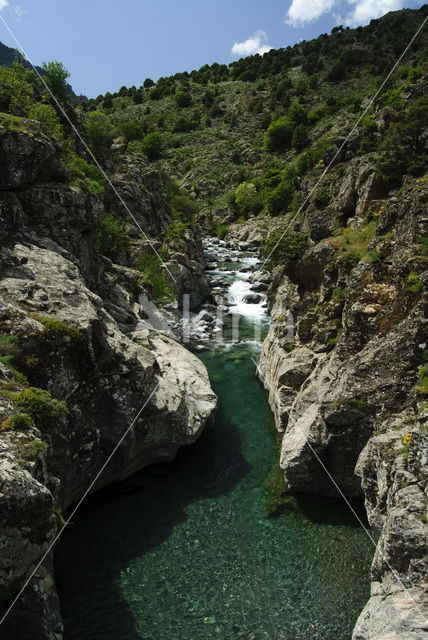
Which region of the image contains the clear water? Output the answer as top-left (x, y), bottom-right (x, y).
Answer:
top-left (55, 244), bottom-right (372, 640)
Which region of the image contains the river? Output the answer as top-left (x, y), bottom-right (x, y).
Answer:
top-left (55, 239), bottom-right (372, 640)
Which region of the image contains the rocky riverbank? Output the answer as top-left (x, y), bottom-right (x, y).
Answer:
top-left (224, 172), bottom-right (428, 638)
top-left (0, 122), bottom-right (217, 638)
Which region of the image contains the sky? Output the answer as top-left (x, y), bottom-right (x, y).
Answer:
top-left (0, 0), bottom-right (424, 97)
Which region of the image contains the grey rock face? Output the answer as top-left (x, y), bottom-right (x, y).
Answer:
top-left (257, 173), bottom-right (428, 637)
top-left (0, 128), bottom-right (217, 638)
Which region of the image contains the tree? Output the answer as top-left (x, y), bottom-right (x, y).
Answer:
top-left (235, 182), bottom-right (258, 214)
top-left (42, 61), bottom-right (70, 103)
top-left (265, 116), bottom-right (294, 152)
top-left (143, 78), bottom-right (155, 89)
top-left (141, 132), bottom-right (162, 160)
top-left (292, 123), bottom-right (308, 150)
top-left (28, 103), bottom-right (63, 141)
top-left (94, 213), bottom-right (126, 259)
top-left (85, 111), bottom-right (115, 155)
top-left (175, 90), bottom-right (192, 108)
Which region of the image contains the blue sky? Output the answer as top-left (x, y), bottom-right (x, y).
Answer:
top-left (0, 0), bottom-right (424, 97)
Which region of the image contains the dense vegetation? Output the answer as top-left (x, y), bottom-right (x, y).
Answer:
top-left (73, 5), bottom-right (428, 221)
top-left (0, 6), bottom-right (426, 238)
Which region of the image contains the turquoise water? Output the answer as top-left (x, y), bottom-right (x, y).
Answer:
top-left (55, 248), bottom-right (373, 640)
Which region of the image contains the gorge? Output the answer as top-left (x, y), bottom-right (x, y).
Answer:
top-left (0, 6), bottom-right (427, 640)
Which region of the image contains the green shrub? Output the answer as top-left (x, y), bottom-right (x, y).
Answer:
top-left (141, 132), bottom-right (162, 160)
top-left (340, 250), bottom-right (361, 271)
top-left (85, 111), bottom-right (115, 155)
top-left (325, 61), bottom-right (346, 82)
top-left (175, 91), bottom-right (192, 108)
top-left (265, 116), bottom-right (293, 152)
top-left (118, 119), bottom-right (145, 141)
top-left (417, 351), bottom-right (428, 395)
top-left (1, 413), bottom-right (34, 432)
top-left (170, 194), bottom-right (198, 221)
top-left (215, 223), bottom-right (229, 239)
top-left (17, 387), bottom-right (68, 434)
top-left (137, 254), bottom-right (174, 304)
top-left (0, 60), bottom-right (36, 115)
top-left (408, 66), bottom-right (423, 83)
top-left (265, 180), bottom-right (294, 216)
top-left (262, 230), bottom-right (309, 268)
top-left (84, 178), bottom-right (104, 200)
top-left (313, 186), bottom-right (330, 208)
top-left (64, 152), bottom-right (105, 183)
top-left (19, 439), bottom-right (49, 461)
top-left (32, 314), bottom-right (84, 342)
top-left (94, 212), bottom-right (127, 259)
top-left (379, 87), bottom-right (404, 109)
top-left (28, 103), bottom-right (63, 141)
top-left (333, 288), bottom-right (346, 302)
top-left (235, 182), bottom-right (259, 214)
top-left (291, 124), bottom-right (308, 150)
top-left (407, 272), bottom-right (423, 294)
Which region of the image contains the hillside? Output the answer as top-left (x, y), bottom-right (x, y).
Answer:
top-left (83, 6), bottom-right (427, 217)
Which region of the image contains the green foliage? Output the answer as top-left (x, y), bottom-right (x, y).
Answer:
top-left (313, 186), bottom-right (330, 208)
top-left (379, 87), bottom-right (404, 109)
top-left (215, 223), bottom-right (229, 239)
top-left (64, 152), bottom-right (105, 183)
top-left (32, 314), bottom-right (84, 342)
top-left (339, 250), bottom-right (361, 271)
top-left (19, 439), bottom-right (49, 461)
top-left (291, 123), bottom-right (308, 149)
top-left (407, 272), bottom-right (423, 294)
top-left (358, 115), bottom-right (378, 154)
top-left (331, 222), bottom-right (377, 270)
top-left (137, 254), bottom-right (174, 304)
top-left (141, 132), bottom-right (163, 160)
top-left (265, 180), bottom-right (294, 216)
top-left (376, 95), bottom-right (428, 186)
top-left (417, 351), bottom-right (428, 395)
top-left (262, 229), bottom-right (309, 268)
top-left (28, 103), bottom-right (64, 140)
top-left (118, 119), bottom-right (145, 141)
top-left (174, 90), bottom-right (192, 108)
top-left (16, 387), bottom-right (68, 434)
top-left (170, 194), bottom-right (198, 221)
top-left (84, 178), bottom-right (104, 199)
top-left (408, 66), bottom-right (423, 83)
top-left (235, 182), bottom-right (259, 214)
top-left (94, 213), bottom-right (127, 259)
top-left (0, 333), bottom-right (19, 369)
top-left (0, 60), bottom-right (36, 115)
top-left (265, 116), bottom-right (294, 152)
top-left (333, 288), bottom-right (346, 302)
top-left (41, 61), bottom-right (70, 104)
top-left (85, 111), bottom-right (115, 155)
top-left (325, 61), bottom-right (346, 82)
top-left (143, 78), bottom-right (155, 89)
top-left (1, 413), bottom-right (34, 432)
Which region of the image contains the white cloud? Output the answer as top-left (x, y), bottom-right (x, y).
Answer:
top-left (345, 0), bottom-right (403, 26)
top-left (286, 0), bottom-right (338, 26)
top-left (231, 30), bottom-right (273, 57)
top-left (285, 0), bottom-right (407, 27)
top-left (14, 4), bottom-right (25, 20)
top-left (0, 0), bottom-right (9, 12)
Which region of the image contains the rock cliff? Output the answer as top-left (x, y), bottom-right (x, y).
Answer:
top-left (247, 162), bottom-right (428, 638)
top-left (0, 119), bottom-right (217, 638)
